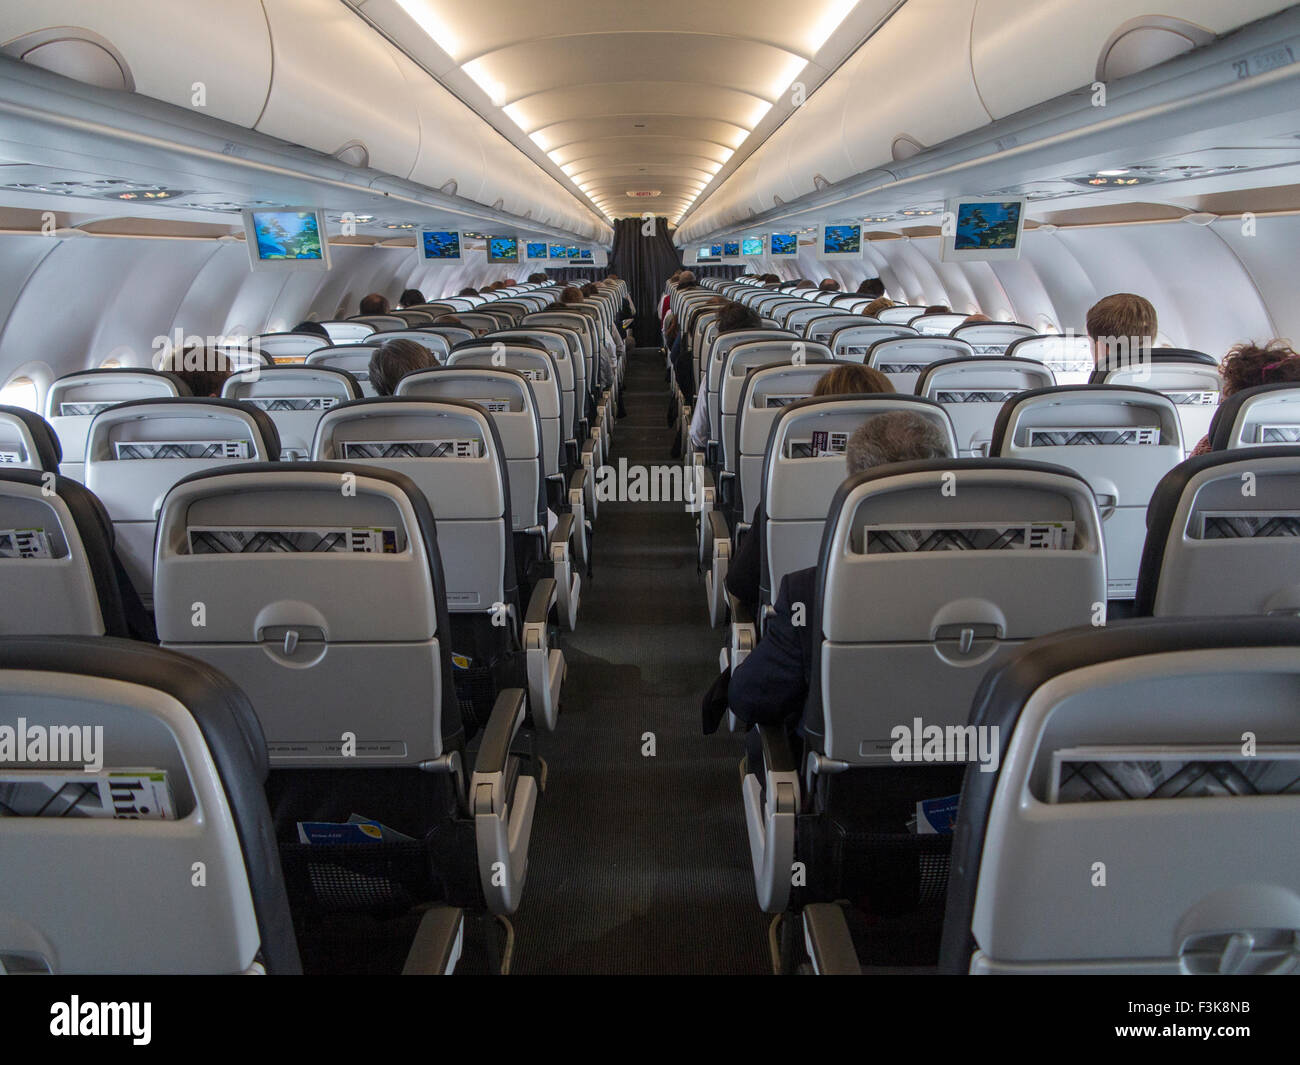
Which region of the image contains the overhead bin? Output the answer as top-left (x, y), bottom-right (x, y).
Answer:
top-left (0, 0), bottom-right (272, 127)
top-left (971, 0), bottom-right (1294, 121)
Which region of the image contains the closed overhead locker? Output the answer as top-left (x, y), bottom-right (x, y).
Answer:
top-left (0, 0), bottom-right (272, 126)
top-left (400, 48), bottom-right (488, 208)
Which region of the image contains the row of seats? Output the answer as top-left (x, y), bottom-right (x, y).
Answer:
top-left (0, 277), bottom-right (635, 973)
top-left (664, 274), bottom-right (1300, 975)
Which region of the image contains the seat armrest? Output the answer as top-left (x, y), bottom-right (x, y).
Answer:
top-left (524, 577), bottom-right (566, 730)
top-left (741, 722), bottom-right (801, 913)
top-left (471, 688), bottom-right (538, 914)
top-left (757, 721), bottom-right (797, 776)
top-left (401, 907), bottom-right (465, 975)
top-left (547, 516), bottom-right (580, 630)
top-left (801, 903), bottom-right (862, 976)
top-left (566, 468), bottom-right (591, 574)
top-left (704, 508), bottom-right (731, 627)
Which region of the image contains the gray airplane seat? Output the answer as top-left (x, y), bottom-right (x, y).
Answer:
top-left (305, 344), bottom-right (384, 395)
top-left (245, 332), bottom-right (336, 363)
top-left (938, 616), bottom-right (1300, 975)
top-left (702, 329), bottom-right (798, 461)
top-left (392, 309), bottom-right (436, 326)
top-left (222, 365), bottom-right (361, 461)
top-left (0, 404), bottom-right (61, 472)
top-left (397, 366), bottom-right (587, 594)
top-left (481, 329), bottom-right (582, 463)
top-left (784, 305), bottom-right (839, 337)
top-left (521, 311), bottom-right (599, 426)
top-left (918, 357), bottom-right (1056, 457)
top-left (991, 384), bottom-right (1183, 601)
top-left (1136, 445), bottom-right (1300, 618)
top-left (46, 368), bottom-right (190, 481)
top-left (0, 635), bottom-right (301, 973)
top-left (348, 314), bottom-right (407, 332)
top-left (806, 314), bottom-right (874, 347)
top-left (910, 312), bottom-right (969, 336)
top-left (318, 320), bottom-right (376, 343)
top-left (422, 323), bottom-right (476, 348)
top-left (743, 459), bottom-right (1104, 968)
top-left (867, 336), bottom-right (975, 394)
top-left (1209, 381), bottom-right (1300, 450)
top-left (828, 322), bottom-right (917, 363)
top-left (153, 462), bottom-right (538, 919)
top-left (875, 305), bottom-right (928, 325)
top-left (0, 468), bottom-right (144, 639)
top-left (1093, 355), bottom-right (1221, 455)
top-left (949, 322), bottom-right (1038, 354)
top-left (368, 329), bottom-right (452, 363)
top-left (84, 398), bottom-right (280, 606)
top-left (1005, 333), bottom-right (1094, 386)
top-left (455, 312), bottom-right (505, 336)
top-left (312, 396), bottom-right (569, 726)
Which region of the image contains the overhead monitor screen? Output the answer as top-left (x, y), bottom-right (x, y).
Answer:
top-left (571, 247), bottom-right (594, 263)
top-left (696, 246), bottom-right (720, 263)
top-left (525, 241), bottom-right (549, 260)
top-left (770, 233), bottom-right (798, 257)
top-left (941, 197), bottom-right (1028, 262)
top-left (421, 230), bottom-right (462, 261)
top-left (821, 223), bottom-right (862, 258)
top-left (549, 244), bottom-right (569, 260)
top-left (741, 237), bottom-right (763, 256)
top-left (487, 236), bottom-right (519, 264)
top-left (709, 243), bottom-right (724, 258)
top-left (722, 240), bottom-right (741, 258)
top-left (243, 209), bottom-right (329, 269)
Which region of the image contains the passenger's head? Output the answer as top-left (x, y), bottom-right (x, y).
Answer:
top-left (962, 313), bottom-right (993, 325)
top-left (857, 277), bottom-right (885, 298)
top-left (863, 297), bottom-right (894, 318)
top-left (678, 270), bottom-right (697, 289)
top-left (159, 344), bottom-right (233, 398)
top-left (717, 301), bottom-right (762, 334)
top-left (1219, 340), bottom-right (1300, 397)
top-left (559, 286), bottom-right (583, 304)
top-left (436, 314), bottom-right (465, 327)
top-left (924, 304), bottom-right (951, 315)
top-left (359, 293), bottom-right (390, 316)
top-left (812, 364), bottom-right (894, 398)
top-left (399, 288), bottom-right (425, 308)
top-left (845, 411), bottom-right (949, 475)
top-left (818, 278), bottom-right (840, 292)
top-left (368, 338), bottom-right (437, 396)
top-left (528, 272), bottom-right (548, 283)
top-left (458, 287), bottom-right (479, 297)
top-left (1086, 293), bottom-right (1157, 368)
top-left (581, 283), bottom-right (598, 297)
top-left (605, 273), bottom-right (620, 282)
top-left (763, 273), bottom-right (781, 284)
top-left (292, 320), bottom-right (330, 341)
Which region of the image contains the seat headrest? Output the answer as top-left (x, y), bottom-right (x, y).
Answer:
top-left (0, 404), bottom-right (61, 470)
top-left (1209, 381), bottom-right (1300, 451)
top-left (87, 396), bottom-right (282, 461)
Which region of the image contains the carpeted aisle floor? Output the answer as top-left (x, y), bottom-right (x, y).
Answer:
top-left (509, 348), bottom-right (770, 974)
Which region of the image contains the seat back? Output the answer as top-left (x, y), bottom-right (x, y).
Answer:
top-left (312, 398), bottom-right (513, 618)
top-left (941, 617), bottom-right (1300, 975)
top-left (485, 329), bottom-right (579, 445)
top-left (1005, 334), bottom-right (1094, 386)
top-left (396, 368), bottom-right (545, 531)
top-left (721, 339), bottom-right (833, 476)
top-left (876, 305), bottom-right (928, 324)
top-left (785, 306), bottom-right (841, 337)
top-left (0, 470), bottom-right (129, 637)
top-left (950, 322), bottom-right (1038, 354)
top-left (992, 385), bottom-right (1183, 599)
top-left (812, 459), bottom-right (1105, 762)
top-left (349, 314), bottom-right (407, 332)
top-left (446, 343), bottom-right (562, 476)
top-left (735, 364), bottom-right (836, 517)
top-left (46, 370), bottom-right (187, 481)
top-left (910, 312), bottom-right (969, 336)
top-left (0, 406), bottom-right (61, 472)
top-left (760, 396), bottom-right (958, 603)
top-left (222, 366), bottom-right (361, 460)
top-left (1210, 382), bottom-right (1300, 450)
top-left (84, 399), bottom-right (280, 601)
top-left (0, 635), bottom-right (300, 974)
top-left (452, 313), bottom-right (503, 336)
top-left (868, 336), bottom-right (975, 393)
top-left (318, 321), bottom-right (376, 343)
top-left (248, 333), bottom-right (335, 362)
top-left (1137, 446), bottom-right (1300, 617)
top-left (392, 309), bottom-right (436, 326)
top-left (829, 323), bottom-right (917, 362)
top-left (704, 329), bottom-right (798, 446)
top-left (919, 357), bottom-right (1056, 456)
top-left (1096, 361), bottom-right (1221, 454)
top-left (367, 330), bottom-right (452, 362)
top-left (305, 344), bottom-right (382, 395)
top-left (523, 312), bottom-right (595, 390)
top-left (154, 463), bottom-right (458, 768)
top-left (423, 323), bottom-right (477, 347)
top-left (805, 314), bottom-right (874, 346)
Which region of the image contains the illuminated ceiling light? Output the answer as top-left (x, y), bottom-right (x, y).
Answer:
top-left (766, 53), bottom-right (809, 103)
top-left (502, 102), bottom-right (533, 131)
top-left (806, 0), bottom-right (860, 54)
top-left (529, 130), bottom-right (554, 152)
top-left (744, 99), bottom-right (774, 129)
top-left (395, 0), bottom-right (461, 60)
top-left (716, 147), bottom-right (735, 163)
top-left (463, 58), bottom-right (509, 107)
top-left (1097, 168), bottom-right (1130, 176)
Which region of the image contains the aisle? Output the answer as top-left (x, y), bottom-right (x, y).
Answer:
top-left (509, 349), bottom-right (770, 974)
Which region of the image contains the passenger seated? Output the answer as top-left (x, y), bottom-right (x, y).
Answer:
top-left (924, 304), bottom-right (951, 314)
top-left (458, 287), bottom-right (479, 297)
top-left (818, 279), bottom-right (840, 292)
top-left (156, 343), bottom-right (233, 397)
top-left (857, 277), bottom-right (885, 298)
top-left (292, 320), bottom-right (330, 341)
top-left (367, 338), bottom-right (438, 396)
top-left (687, 301), bottom-right (761, 447)
top-left (1086, 292), bottom-right (1157, 373)
top-left (399, 287), bottom-right (425, 308)
top-left (962, 313), bottom-right (993, 325)
top-left (560, 286), bottom-right (618, 390)
top-left (727, 411), bottom-right (949, 744)
top-left (862, 296), bottom-right (894, 318)
top-left (359, 292), bottom-right (390, 316)
top-left (724, 363), bottom-right (895, 617)
top-left (1190, 340), bottom-right (1300, 455)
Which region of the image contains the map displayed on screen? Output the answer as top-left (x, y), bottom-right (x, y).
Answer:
top-left (422, 231), bottom-right (461, 259)
top-left (954, 201), bottom-right (1022, 251)
top-left (253, 211), bottom-right (323, 261)
top-left (822, 224), bottom-right (860, 255)
top-left (770, 233), bottom-right (797, 255)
